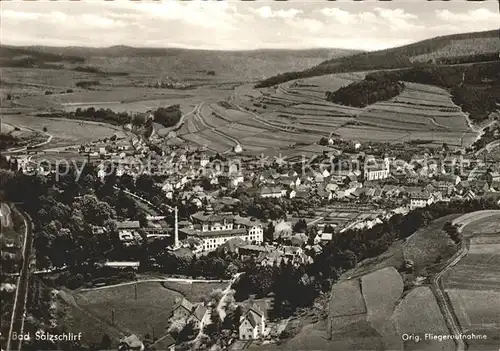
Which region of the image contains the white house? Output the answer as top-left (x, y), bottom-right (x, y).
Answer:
top-left (239, 303), bottom-right (266, 340)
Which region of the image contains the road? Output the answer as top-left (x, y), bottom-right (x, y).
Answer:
top-left (6, 208), bottom-right (34, 351)
top-left (6, 132), bottom-right (53, 154)
top-left (216, 272), bottom-right (244, 321)
top-left (78, 277), bottom-right (232, 292)
top-left (431, 240), bottom-right (469, 351)
top-left (168, 103), bottom-right (200, 134)
top-left (114, 186), bottom-right (174, 212)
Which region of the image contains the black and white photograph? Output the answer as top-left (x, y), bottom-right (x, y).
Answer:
top-left (0, 1), bottom-right (499, 350)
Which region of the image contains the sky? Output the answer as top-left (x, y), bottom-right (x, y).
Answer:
top-left (1, 0), bottom-right (499, 51)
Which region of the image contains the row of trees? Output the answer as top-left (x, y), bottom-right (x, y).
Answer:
top-left (40, 104), bottom-right (183, 128)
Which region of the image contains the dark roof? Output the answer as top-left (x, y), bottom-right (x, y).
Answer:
top-left (180, 227), bottom-right (247, 237)
top-left (155, 334), bottom-right (176, 348)
top-left (191, 211), bottom-right (233, 223)
top-left (260, 186), bottom-right (283, 195)
top-left (246, 310), bottom-right (258, 328)
top-left (192, 304), bottom-right (207, 321)
top-left (116, 220), bottom-right (141, 229)
top-left (218, 237), bottom-right (247, 253)
top-left (234, 216), bottom-right (262, 227)
top-left (173, 298), bottom-right (194, 313)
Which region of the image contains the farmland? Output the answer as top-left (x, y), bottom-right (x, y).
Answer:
top-left (1, 114), bottom-right (128, 146)
top-left (326, 268), bottom-right (405, 350)
top-left (391, 287), bottom-right (454, 351)
top-left (361, 267), bottom-right (403, 350)
top-left (161, 281), bottom-right (227, 302)
top-left (239, 72), bottom-right (479, 148)
top-left (68, 282), bottom-right (183, 340)
top-left (442, 211), bottom-right (500, 350)
top-left (2, 57), bottom-right (481, 155)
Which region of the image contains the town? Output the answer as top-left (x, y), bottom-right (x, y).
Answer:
top-left (2, 115), bottom-right (499, 350)
top-left (1, 2), bottom-right (499, 350)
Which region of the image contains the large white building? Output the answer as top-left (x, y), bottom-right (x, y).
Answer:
top-left (364, 157), bottom-right (390, 181)
top-left (180, 211), bottom-right (263, 252)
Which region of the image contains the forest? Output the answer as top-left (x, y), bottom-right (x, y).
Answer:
top-left (326, 79), bottom-right (404, 107)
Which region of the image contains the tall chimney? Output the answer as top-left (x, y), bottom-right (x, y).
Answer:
top-left (174, 206), bottom-right (179, 248)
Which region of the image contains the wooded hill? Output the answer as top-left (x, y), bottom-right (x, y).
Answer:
top-left (256, 30), bottom-right (499, 88)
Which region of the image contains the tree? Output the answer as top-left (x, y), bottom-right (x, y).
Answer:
top-left (319, 137), bottom-right (329, 146)
top-left (222, 306), bottom-right (242, 332)
top-left (99, 334), bottom-right (112, 350)
top-left (293, 219), bottom-right (307, 233)
top-left (264, 222), bottom-right (275, 242)
top-left (204, 309), bottom-right (222, 342)
top-left (175, 320), bottom-right (198, 342)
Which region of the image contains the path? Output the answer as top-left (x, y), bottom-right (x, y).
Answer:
top-left (6, 130), bottom-right (53, 154)
top-left (216, 272), bottom-right (244, 321)
top-left (431, 240), bottom-right (468, 351)
top-left (427, 212), bottom-right (498, 351)
top-left (6, 208), bottom-right (34, 351)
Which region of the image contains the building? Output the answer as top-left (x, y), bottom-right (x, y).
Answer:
top-left (180, 211), bottom-right (263, 252)
top-left (409, 191), bottom-right (433, 210)
top-left (172, 298), bottom-right (194, 320)
top-left (189, 304), bottom-right (208, 330)
top-left (171, 298), bottom-right (208, 331)
top-left (260, 186), bottom-right (285, 198)
top-left (239, 302), bottom-right (267, 340)
top-left (364, 158), bottom-right (390, 181)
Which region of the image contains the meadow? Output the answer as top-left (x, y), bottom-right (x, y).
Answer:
top-left (391, 287), bottom-right (454, 351)
top-left (443, 211), bottom-right (500, 350)
top-left (73, 282), bottom-right (183, 339)
top-left (360, 267), bottom-right (403, 351)
top-left (161, 281), bottom-right (226, 303)
top-left (447, 289), bottom-right (500, 350)
top-left (1, 114), bottom-right (127, 144)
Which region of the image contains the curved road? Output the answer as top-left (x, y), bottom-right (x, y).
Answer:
top-left (431, 240), bottom-right (469, 351)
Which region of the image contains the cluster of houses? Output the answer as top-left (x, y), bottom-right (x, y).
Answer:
top-left (170, 295), bottom-right (270, 343)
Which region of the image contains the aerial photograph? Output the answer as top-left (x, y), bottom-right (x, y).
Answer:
top-left (0, 0), bottom-right (499, 350)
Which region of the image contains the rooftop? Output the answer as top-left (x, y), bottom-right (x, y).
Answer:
top-left (180, 227), bottom-right (247, 238)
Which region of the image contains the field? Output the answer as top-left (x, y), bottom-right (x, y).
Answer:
top-left (360, 267), bottom-right (404, 350)
top-left (1, 114), bottom-right (128, 146)
top-left (325, 267), bottom-right (407, 350)
top-left (161, 281), bottom-right (227, 302)
top-left (329, 279), bottom-right (366, 317)
top-left (72, 282), bottom-right (183, 339)
top-left (447, 289), bottom-right (500, 349)
top-left (247, 74), bottom-right (478, 148)
top-left (391, 287), bottom-right (454, 351)
top-left (442, 211), bottom-right (500, 350)
top-left (57, 291), bottom-right (125, 346)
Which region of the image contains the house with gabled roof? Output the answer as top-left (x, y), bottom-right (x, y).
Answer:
top-left (239, 301), bottom-right (267, 340)
top-left (172, 298), bottom-right (194, 320)
top-left (189, 304), bottom-right (208, 330)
